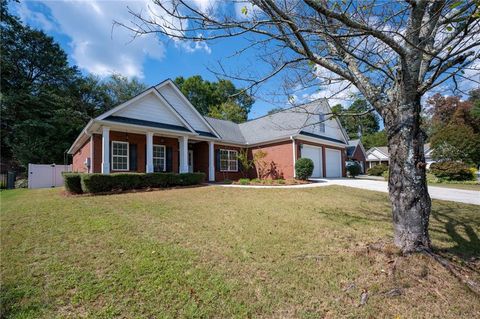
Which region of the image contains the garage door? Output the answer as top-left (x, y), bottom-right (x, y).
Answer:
top-left (325, 148), bottom-right (342, 177)
top-left (301, 146), bottom-right (323, 177)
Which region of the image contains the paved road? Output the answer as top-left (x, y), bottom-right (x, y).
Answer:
top-left (316, 178), bottom-right (480, 205)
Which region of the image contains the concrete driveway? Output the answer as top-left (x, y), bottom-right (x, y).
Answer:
top-left (314, 178), bottom-right (480, 205)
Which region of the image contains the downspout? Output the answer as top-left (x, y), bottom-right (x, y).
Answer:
top-left (290, 136), bottom-right (296, 178)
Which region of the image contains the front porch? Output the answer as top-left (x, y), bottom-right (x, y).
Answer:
top-left (93, 127), bottom-right (217, 182)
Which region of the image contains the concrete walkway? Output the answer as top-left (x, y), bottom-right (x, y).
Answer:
top-left (218, 178), bottom-right (479, 205)
top-left (314, 178), bottom-right (480, 205)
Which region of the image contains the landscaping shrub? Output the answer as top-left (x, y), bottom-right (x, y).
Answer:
top-left (346, 161), bottom-right (361, 178)
top-left (63, 173), bottom-right (83, 194)
top-left (175, 172), bottom-right (206, 186)
top-left (144, 173), bottom-right (174, 188)
top-left (367, 164), bottom-right (388, 176)
top-left (80, 172), bottom-right (206, 194)
top-left (382, 170), bottom-right (389, 180)
top-left (238, 178), bottom-right (250, 185)
top-left (295, 158), bottom-right (314, 180)
top-left (429, 161), bottom-right (475, 181)
top-left (81, 174), bottom-right (115, 193)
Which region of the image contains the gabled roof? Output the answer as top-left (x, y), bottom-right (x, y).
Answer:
top-left (95, 86), bottom-right (197, 134)
top-left (366, 144), bottom-right (432, 161)
top-left (69, 80), bottom-right (350, 154)
top-left (204, 116), bottom-right (246, 144)
top-left (238, 99), bottom-right (348, 145)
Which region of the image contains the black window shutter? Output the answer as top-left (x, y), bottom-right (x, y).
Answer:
top-left (215, 149), bottom-right (220, 172)
top-left (129, 144), bottom-right (137, 171)
top-left (166, 147), bottom-right (173, 172)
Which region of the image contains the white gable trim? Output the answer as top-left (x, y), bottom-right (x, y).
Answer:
top-left (322, 99), bottom-right (349, 144)
top-left (157, 79), bottom-right (221, 138)
top-left (95, 88), bottom-right (196, 134)
top-left (371, 147), bottom-right (389, 158)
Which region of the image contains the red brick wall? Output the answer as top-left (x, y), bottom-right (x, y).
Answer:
top-left (251, 140), bottom-right (294, 179)
top-left (92, 134), bottom-right (102, 173)
top-left (153, 136), bottom-right (179, 173)
top-left (109, 131), bottom-right (146, 173)
top-left (90, 132), bottom-right (179, 173)
top-left (214, 144), bottom-right (244, 181)
top-left (72, 138), bottom-right (91, 173)
top-left (193, 142), bottom-right (209, 176)
top-left (352, 146), bottom-right (367, 173)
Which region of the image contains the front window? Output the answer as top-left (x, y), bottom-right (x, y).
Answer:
top-left (220, 149), bottom-right (238, 172)
top-left (112, 141), bottom-right (129, 170)
top-left (153, 145), bottom-right (166, 172)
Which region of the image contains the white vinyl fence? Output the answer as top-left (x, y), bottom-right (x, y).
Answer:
top-left (28, 164), bottom-right (72, 189)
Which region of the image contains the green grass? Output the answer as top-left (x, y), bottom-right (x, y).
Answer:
top-left (1, 186), bottom-right (479, 318)
top-left (429, 182), bottom-right (480, 191)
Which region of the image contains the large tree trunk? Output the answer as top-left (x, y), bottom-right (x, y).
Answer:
top-left (384, 96), bottom-right (431, 253)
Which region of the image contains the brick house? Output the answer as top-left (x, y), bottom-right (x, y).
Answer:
top-left (68, 79), bottom-right (349, 181)
top-left (346, 139), bottom-right (367, 173)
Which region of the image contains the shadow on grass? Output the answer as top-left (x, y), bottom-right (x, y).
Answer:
top-left (64, 184), bottom-right (209, 197)
top-left (430, 206), bottom-right (480, 260)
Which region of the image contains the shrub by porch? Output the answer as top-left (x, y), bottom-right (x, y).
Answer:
top-left (64, 172), bottom-right (205, 194)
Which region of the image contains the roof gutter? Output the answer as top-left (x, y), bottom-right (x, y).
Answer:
top-left (67, 119), bottom-right (94, 154)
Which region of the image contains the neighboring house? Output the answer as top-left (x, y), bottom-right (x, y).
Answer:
top-left (68, 79), bottom-right (349, 182)
top-left (366, 146), bottom-right (390, 168)
top-left (366, 143), bottom-right (435, 169)
top-left (346, 139), bottom-right (367, 173)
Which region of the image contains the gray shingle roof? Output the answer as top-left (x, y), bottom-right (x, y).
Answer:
top-left (204, 100), bottom-right (346, 146)
top-left (204, 116), bottom-right (246, 144)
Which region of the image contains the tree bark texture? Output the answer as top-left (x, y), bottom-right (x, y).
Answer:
top-left (384, 96), bottom-right (431, 253)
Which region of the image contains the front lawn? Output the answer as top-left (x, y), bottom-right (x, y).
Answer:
top-left (1, 186), bottom-right (479, 318)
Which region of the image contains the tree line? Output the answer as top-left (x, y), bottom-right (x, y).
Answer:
top-left (324, 91), bottom-right (479, 166)
top-left (0, 1), bottom-right (253, 169)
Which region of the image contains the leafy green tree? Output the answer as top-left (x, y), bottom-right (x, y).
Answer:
top-left (208, 101), bottom-right (248, 123)
top-left (430, 124), bottom-right (480, 165)
top-left (174, 75), bottom-right (253, 122)
top-left (427, 90), bottom-right (480, 165)
top-left (361, 130), bottom-right (388, 150)
top-left (102, 74), bottom-right (147, 110)
top-left (267, 107), bottom-right (284, 115)
top-left (1, 1), bottom-right (82, 166)
top-left (331, 99), bottom-right (380, 139)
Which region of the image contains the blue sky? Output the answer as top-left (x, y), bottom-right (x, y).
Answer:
top-left (11, 0), bottom-right (297, 119)
top-left (11, 1), bottom-right (478, 121)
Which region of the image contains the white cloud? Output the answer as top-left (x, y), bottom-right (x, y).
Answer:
top-left (14, 0), bottom-right (211, 79)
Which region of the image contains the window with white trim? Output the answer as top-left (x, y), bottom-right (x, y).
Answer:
top-left (220, 149), bottom-right (238, 172)
top-left (318, 112), bottom-right (326, 133)
top-left (112, 141), bottom-right (129, 170)
top-left (153, 145), bottom-right (166, 172)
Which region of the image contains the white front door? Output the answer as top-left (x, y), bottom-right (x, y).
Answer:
top-left (325, 148), bottom-right (342, 177)
top-left (301, 145), bottom-right (323, 177)
top-left (188, 150), bottom-right (194, 173)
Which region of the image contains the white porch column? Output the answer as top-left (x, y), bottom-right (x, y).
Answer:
top-left (208, 141), bottom-right (215, 182)
top-left (179, 136), bottom-right (189, 173)
top-left (146, 132), bottom-right (154, 173)
top-left (101, 126), bottom-right (110, 174)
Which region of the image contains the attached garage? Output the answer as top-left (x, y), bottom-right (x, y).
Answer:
top-left (301, 145), bottom-right (323, 177)
top-left (325, 148), bottom-right (342, 177)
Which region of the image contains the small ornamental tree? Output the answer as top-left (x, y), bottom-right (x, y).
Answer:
top-left (295, 158), bottom-right (314, 180)
top-left (253, 149), bottom-right (268, 179)
top-left (237, 149), bottom-right (253, 177)
top-left (346, 162), bottom-right (361, 178)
